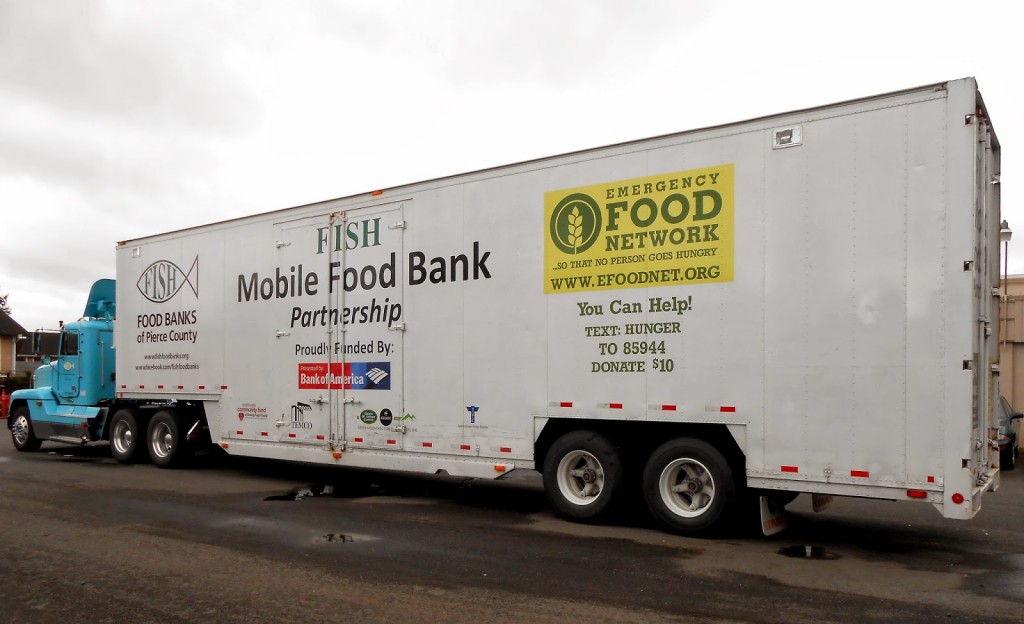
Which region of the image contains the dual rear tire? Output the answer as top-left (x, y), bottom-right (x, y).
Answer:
top-left (108, 408), bottom-right (186, 467)
top-left (543, 432), bottom-right (737, 533)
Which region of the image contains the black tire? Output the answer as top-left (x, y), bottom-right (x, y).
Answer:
top-left (542, 430), bottom-right (624, 523)
top-left (643, 437), bottom-right (737, 533)
top-left (147, 409), bottom-right (186, 468)
top-left (108, 408), bottom-right (148, 463)
top-left (10, 406), bottom-right (42, 452)
top-left (1002, 445), bottom-right (1017, 471)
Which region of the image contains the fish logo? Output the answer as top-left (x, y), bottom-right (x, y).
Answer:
top-left (137, 257), bottom-right (199, 303)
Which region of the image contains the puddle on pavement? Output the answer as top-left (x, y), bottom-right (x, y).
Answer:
top-left (264, 484), bottom-right (334, 501)
top-left (779, 545), bottom-right (842, 560)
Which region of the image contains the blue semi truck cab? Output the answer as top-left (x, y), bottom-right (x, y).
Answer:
top-left (7, 280), bottom-right (116, 449)
top-left (5, 279), bottom-right (207, 465)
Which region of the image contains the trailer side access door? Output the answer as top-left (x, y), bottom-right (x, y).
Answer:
top-left (272, 216), bottom-right (335, 446)
top-left (333, 203), bottom-right (406, 451)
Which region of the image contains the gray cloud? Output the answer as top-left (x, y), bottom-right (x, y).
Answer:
top-left (0, 0), bottom-right (259, 134)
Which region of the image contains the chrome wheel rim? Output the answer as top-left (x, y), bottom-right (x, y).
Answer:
top-left (659, 457), bottom-right (716, 518)
top-left (556, 450), bottom-right (605, 506)
top-left (150, 422), bottom-right (173, 459)
top-left (12, 415), bottom-right (30, 446)
top-left (111, 420), bottom-right (133, 454)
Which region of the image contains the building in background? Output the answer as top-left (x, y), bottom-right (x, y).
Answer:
top-left (0, 311), bottom-right (28, 381)
top-left (1000, 275), bottom-right (1024, 452)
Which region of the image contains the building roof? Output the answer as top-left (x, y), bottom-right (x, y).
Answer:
top-left (0, 310), bottom-right (28, 337)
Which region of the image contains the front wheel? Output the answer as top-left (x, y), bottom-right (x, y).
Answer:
top-left (147, 410), bottom-right (185, 468)
top-left (542, 430), bottom-right (624, 523)
top-left (643, 437), bottom-right (737, 533)
top-left (10, 406), bottom-right (42, 452)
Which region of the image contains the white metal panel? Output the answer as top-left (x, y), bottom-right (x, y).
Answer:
top-left (112, 78), bottom-right (998, 518)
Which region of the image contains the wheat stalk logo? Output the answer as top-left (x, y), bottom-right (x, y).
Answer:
top-left (568, 206), bottom-right (582, 253)
top-left (549, 193), bottom-right (601, 255)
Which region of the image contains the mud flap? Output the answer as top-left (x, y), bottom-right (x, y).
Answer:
top-left (812, 493), bottom-right (834, 512)
top-left (759, 496), bottom-right (789, 536)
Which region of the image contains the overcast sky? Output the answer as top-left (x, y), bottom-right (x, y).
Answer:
top-left (1, 0), bottom-right (1021, 331)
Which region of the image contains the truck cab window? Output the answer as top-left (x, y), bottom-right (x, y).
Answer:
top-left (60, 332), bottom-right (79, 356)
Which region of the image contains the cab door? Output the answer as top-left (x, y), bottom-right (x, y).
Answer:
top-left (56, 330), bottom-right (81, 400)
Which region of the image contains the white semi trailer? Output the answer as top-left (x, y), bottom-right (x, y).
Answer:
top-left (9, 77), bottom-right (1003, 534)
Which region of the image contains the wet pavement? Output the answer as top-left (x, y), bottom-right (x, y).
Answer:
top-left (1, 433), bottom-right (1023, 623)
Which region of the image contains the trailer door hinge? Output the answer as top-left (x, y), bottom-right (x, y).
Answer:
top-left (389, 221), bottom-right (406, 230)
top-left (275, 330), bottom-right (291, 338)
top-left (389, 323), bottom-right (406, 331)
top-left (343, 397), bottom-right (359, 405)
top-left (275, 241), bottom-right (291, 248)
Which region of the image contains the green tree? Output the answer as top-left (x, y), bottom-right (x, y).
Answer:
top-left (0, 287), bottom-right (10, 315)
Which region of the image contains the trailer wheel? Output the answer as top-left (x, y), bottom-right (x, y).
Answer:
top-left (147, 410), bottom-right (185, 468)
top-left (643, 438), bottom-right (736, 533)
top-left (109, 408), bottom-right (147, 463)
top-left (542, 430), bottom-right (623, 522)
top-left (10, 406), bottom-right (42, 452)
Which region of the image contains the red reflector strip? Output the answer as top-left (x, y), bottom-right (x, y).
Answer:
top-left (387, 439), bottom-right (397, 445)
top-left (157, 385), bottom-right (164, 389)
top-left (121, 385), bottom-right (127, 389)
top-left (781, 465), bottom-right (799, 473)
top-left (236, 430), bottom-right (243, 435)
top-left (178, 385), bottom-right (184, 390)
top-left (139, 385), bottom-right (145, 389)
top-left (560, 402), bottom-right (573, 408)
top-left (500, 447), bottom-right (512, 453)
top-left (907, 489), bottom-right (928, 499)
top-left (422, 442), bottom-right (433, 448)
top-left (316, 435), bottom-right (325, 440)
top-left (198, 385), bottom-right (206, 390)
top-left (354, 437), bottom-right (363, 443)
top-left (851, 470), bottom-right (870, 478)
top-left (661, 405), bottom-right (677, 411)
top-left (220, 385), bottom-right (228, 390)
top-left (371, 190), bottom-right (383, 196)
top-left (288, 433), bottom-right (296, 438)
top-left (460, 444), bottom-right (471, 450)
top-left (260, 432), bottom-right (268, 437)
top-left (609, 403), bottom-right (622, 409)
top-left (927, 475), bottom-right (935, 483)
top-left (720, 406), bottom-right (736, 413)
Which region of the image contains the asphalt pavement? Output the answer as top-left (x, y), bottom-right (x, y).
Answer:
top-left (1, 430), bottom-right (1023, 623)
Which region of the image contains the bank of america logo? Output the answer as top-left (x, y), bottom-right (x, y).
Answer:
top-left (366, 368), bottom-right (389, 385)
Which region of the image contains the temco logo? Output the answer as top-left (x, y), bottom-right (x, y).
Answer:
top-left (137, 257), bottom-right (199, 303)
top-left (549, 193), bottom-right (603, 255)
